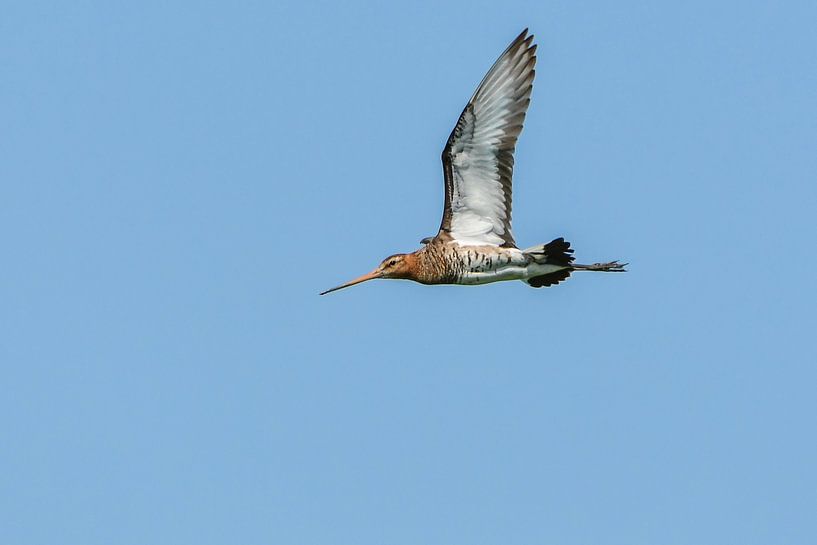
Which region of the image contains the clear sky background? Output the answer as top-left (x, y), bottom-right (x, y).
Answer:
top-left (2, 1), bottom-right (816, 544)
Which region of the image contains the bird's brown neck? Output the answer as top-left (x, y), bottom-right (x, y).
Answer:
top-left (406, 242), bottom-right (456, 284)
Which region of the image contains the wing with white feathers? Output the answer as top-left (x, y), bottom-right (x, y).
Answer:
top-left (436, 29), bottom-right (536, 247)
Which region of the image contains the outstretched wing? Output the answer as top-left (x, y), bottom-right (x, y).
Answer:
top-left (436, 29), bottom-right (536, 247)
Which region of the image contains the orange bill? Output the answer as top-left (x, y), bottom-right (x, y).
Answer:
top-left (320, 269), bottom-right (381, 295)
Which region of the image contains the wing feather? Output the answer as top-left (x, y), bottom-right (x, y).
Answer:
top-left (437, 29), bottom-right (537, 247)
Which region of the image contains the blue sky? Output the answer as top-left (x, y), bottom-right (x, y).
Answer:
top-left (2, 1), bottom-right (816, 544)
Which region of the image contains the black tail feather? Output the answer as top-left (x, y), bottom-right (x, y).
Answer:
top-left (524, 237), bottom-right (574, 288)
top-left (523, 237), bottom-right (575, 266)
top-left (543, 237), bottom-right (575, 266)
top-left (527, 268), bottom-right (572, 288)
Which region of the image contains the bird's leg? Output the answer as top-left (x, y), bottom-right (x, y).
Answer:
top-left (573, 261), bottom-right (628, 272)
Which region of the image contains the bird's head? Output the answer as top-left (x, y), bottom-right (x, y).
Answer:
top-left (376, 253), bottom-right (413, 279)
top-left (320, 253), bottom-right (413, 295)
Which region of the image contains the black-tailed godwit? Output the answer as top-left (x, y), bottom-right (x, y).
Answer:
top-left (321, 29), bottom-right (626, 295)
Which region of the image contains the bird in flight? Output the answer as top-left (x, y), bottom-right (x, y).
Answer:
top-left (321, 29), bottom-right (625, 295)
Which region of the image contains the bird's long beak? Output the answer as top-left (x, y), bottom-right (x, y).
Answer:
top-left (320, 269), bottom-right (381, 295)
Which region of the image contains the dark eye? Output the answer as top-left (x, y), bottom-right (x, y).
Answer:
top-left (388, 260), bottom-right (397, 267)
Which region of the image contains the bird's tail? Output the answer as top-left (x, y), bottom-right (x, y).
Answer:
top-left (522, 237), bottom-right (574, 266)
top-left (522, 237), bottom-right (575, 287)
top-left (522, 237), bottom-right (627, 287)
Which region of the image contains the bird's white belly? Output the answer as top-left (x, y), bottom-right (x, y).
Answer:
top-left (459, 262), bottom-right (568, 285)
top-left (459, 265), bottom-right (529, 285)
